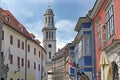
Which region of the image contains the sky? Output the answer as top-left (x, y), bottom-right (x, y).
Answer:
top-left (0, 0), bottom-right (96, 50)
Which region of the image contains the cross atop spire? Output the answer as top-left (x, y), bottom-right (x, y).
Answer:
top-left (48, 2), bottom-right (51, 9)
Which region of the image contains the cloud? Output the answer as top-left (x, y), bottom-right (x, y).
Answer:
top-left (0, 0), bottom-right (96, 50)
top-left (56, 37), bottom-right (73, 50)
top-left (26, 0), bottom-right (55, 4)
top-left (25, 20), bottom-right (44, 41)
top-left (55, 20), bottom-right (76, 49)
top-left (56, 20), bottom-right (75, 32)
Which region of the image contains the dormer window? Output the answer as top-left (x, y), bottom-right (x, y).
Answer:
top-left (21, 28), bottom-right (24, 32)
top-left (5, 16), bottom-right (10, 23)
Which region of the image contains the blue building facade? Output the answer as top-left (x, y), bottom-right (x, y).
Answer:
top-left (69, 17), bottom-right (95, 80)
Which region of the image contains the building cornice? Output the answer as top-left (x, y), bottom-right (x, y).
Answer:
top-left (90, 0), bottom-right (104, 19)
top-left (74, 17), bottom-right (90, 32)
top-left (104, 39), bottom-right (120, 53)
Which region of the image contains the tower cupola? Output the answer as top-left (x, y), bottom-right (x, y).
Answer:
top-left (43, 5), bottom-right (55, 28)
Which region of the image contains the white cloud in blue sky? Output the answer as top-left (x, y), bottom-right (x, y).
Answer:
top-left (0, 0), bottom-right (96, 49)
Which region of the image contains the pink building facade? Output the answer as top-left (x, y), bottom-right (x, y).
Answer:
top-left (90, 0), bottom-right (120, 80)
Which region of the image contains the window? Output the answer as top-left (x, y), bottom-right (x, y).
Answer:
top-left (85, 37), bottom-right (91, 54)
top-left (45, 17), bottom-right (47, 24)
top-left (39, 51), bottom-right (40, 57)
top-left (5, 16), bottom-right (10, 23)
top-left (106, 5), bottom-right (114, 39)
top-left (34, 48), bottom-right (36, 55)
top-left (10, 35), bottom-right (13, 45)
top-left (48, 17), bottom-right (50, 24)
top-left (79, 40), bottom-right (82, 57)
top-left (28, 44), bottom-right (30, 52)
top-left (21, 41), bottom-right (24, 50)
top-left (1, 52), bottom-right (4, 59)
top-left (46, 32), bottom-right (48, 39)
top-left (10, 54), bottom-right (13, 64)
top-left (49, 32), bottom-right (53, 39)
top-left (48, 44), bottom-right (52, 48)
top-left (17, 39), bottom-right (20, 48)
top-left (21, 58), bottom-right (24, 67)
top-left (28, 60), bottom-right (30, 68)
top-left (49, 52), bottom-right (51, 59)
top-left (34, 62), bottom-right (36, 70)
top-left (38, 64), bottom-right (40, 71)
top-left (52, 32), bottom-right (53, 39)
top-left (52, 17), bottom-right (54, 24)
top-left (97, 22), bottom-right (102, 48)
top-left (49, 32), bottom-right (51, 39)
top-left (17, 57), bottom-right (20, 65)
top-left (2, 31), bottom-right (4, 40)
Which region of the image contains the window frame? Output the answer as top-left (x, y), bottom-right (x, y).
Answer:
top-left (21, 58), bottom-right (24, 67)
top-left (21, 41), bottom-right (24, 50)
top-left (39, 51), bottom-right (41, 58)
top-left (84, 36), bottom-right (91, 55)
top-left (49, 52), bottom-right (51, 59)
top-left (17, 39), bottom-right (20, 48)
top-left (34, 62), bottom-right (36, 70)
top-left (10, 54), bottom-right (13, 64)
top-left (97, 21), bottom-right (102, 48)
top-left (28, 60), bottom-right (30, 68)
top-left (38, 64), bottom-right (40, 71)
top-left (28, 44), bottom-right (30, 52)
top-left (17, 57), bottom-right (20, 66)
top-left (105, 4), bottom-right (114, 40)
top-left (34, 48), bottom-right (36, 55)
top-left (10, 35), bottom-right (13, 45)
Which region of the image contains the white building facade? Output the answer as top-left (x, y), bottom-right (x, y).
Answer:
top-left (0, 8), bottom-right (46, 80)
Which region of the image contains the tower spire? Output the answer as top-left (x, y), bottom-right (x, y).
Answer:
top-left (48, 3), bottom-right (50, 8)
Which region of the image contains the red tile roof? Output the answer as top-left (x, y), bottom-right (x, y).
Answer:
top-left (0, 7), bottom-right (41, 45)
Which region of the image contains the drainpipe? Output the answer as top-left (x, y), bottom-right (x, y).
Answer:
top-left (25, 38), bottom-right (28, 80)
top-left (91, 20), bottom-right (96, 80)
top-left (0, 20), bottom-right (2, 54)
top-left (0, 19), bottom-right (3, 79)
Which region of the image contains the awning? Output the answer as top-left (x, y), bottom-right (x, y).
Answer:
top-left (99, 51), bottom-right (112, 80)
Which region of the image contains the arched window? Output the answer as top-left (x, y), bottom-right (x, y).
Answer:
top-left (112, 61), bottom-right (118, 80)
top-left (52, 17), bottom-right (54, 24)
top-left (46, 32), bottom-right (48, 39)
top-left (45, 17), bottom-right (47, 24)
top-left (48, 17), bottom-right (50, 24)
top-left (49, 52), bottom-right (51, 59)
top-left (52, 32), bottom-right (53, 39)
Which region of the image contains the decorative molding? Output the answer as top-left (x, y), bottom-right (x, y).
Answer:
top-left (104, 0), bottom-right (113, 11)
top-left (90, 0), bottom-right (104, 18)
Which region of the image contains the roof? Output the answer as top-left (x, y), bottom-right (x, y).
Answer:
top-left (0, 7), bottom-right (42, 46)
top-left (44, 5), bottom-right (54, 16)
top-left (74, 17), bottom-right (90, 32)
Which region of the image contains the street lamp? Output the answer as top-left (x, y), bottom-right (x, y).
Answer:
top-left (75, 63), bottom-right (79, 80)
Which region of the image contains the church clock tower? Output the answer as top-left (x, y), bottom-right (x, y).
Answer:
top-left (42, 5), bottom-right (57, 64)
